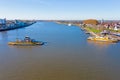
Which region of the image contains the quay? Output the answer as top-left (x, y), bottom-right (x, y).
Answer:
top-left (0, 18), bottom-right (36, 31)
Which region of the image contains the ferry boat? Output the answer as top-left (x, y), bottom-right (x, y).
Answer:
top-left (8, 36), bottom-right (44, 46)
top-left (68, 23), bottom-right (72, 26)
top-left (87, 36), bottom-right (118, 43)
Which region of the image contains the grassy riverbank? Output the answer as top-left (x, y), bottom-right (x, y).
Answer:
top-left (84, 27), bottom-right (101, 33)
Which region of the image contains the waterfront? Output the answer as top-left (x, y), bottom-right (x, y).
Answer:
top-left (0, 19), bottom-right (35, 31)
top-left (0, 22), bottom-right (120, 80)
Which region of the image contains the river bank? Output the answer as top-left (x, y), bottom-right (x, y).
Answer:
top-left (56, 20), bottom-right (120, 42)
top-left (0, 19), bottom-right (36, 31)
top-left (81, 24), bottom-right (120, 41)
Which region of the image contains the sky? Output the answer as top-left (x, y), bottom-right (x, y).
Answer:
top-left (0, 0), bottom-right (120, 20)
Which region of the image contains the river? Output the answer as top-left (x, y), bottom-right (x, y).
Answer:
top-left (0, 22), bottom-right (120, 80)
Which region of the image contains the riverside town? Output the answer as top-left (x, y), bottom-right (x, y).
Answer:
top-left (57, 19), bottom-right (120, 43)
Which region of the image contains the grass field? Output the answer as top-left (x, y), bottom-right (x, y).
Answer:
top-left (85, 27), bottom-right (101, 33)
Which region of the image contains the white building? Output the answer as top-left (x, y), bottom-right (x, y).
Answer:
top-left (114, 24), bottom-right (118, 31)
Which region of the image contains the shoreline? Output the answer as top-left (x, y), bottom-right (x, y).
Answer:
top-left (56, 21), bottom-right (120, 42)
top-left (0, 21), bottom-right (36, 32)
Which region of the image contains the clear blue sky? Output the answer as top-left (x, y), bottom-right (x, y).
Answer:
top-left (0, 0), bottom-right (120, 20)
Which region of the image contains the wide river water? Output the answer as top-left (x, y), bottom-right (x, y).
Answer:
top-left (0, 22), bottom-right (120, 80)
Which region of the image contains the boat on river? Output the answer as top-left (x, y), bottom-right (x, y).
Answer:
top-left (68, 23), bottom-right (72, 26)
top-left (87, 36), bottom-right (118, 43)
top-left (8, 36), bottom-right (44, 46)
